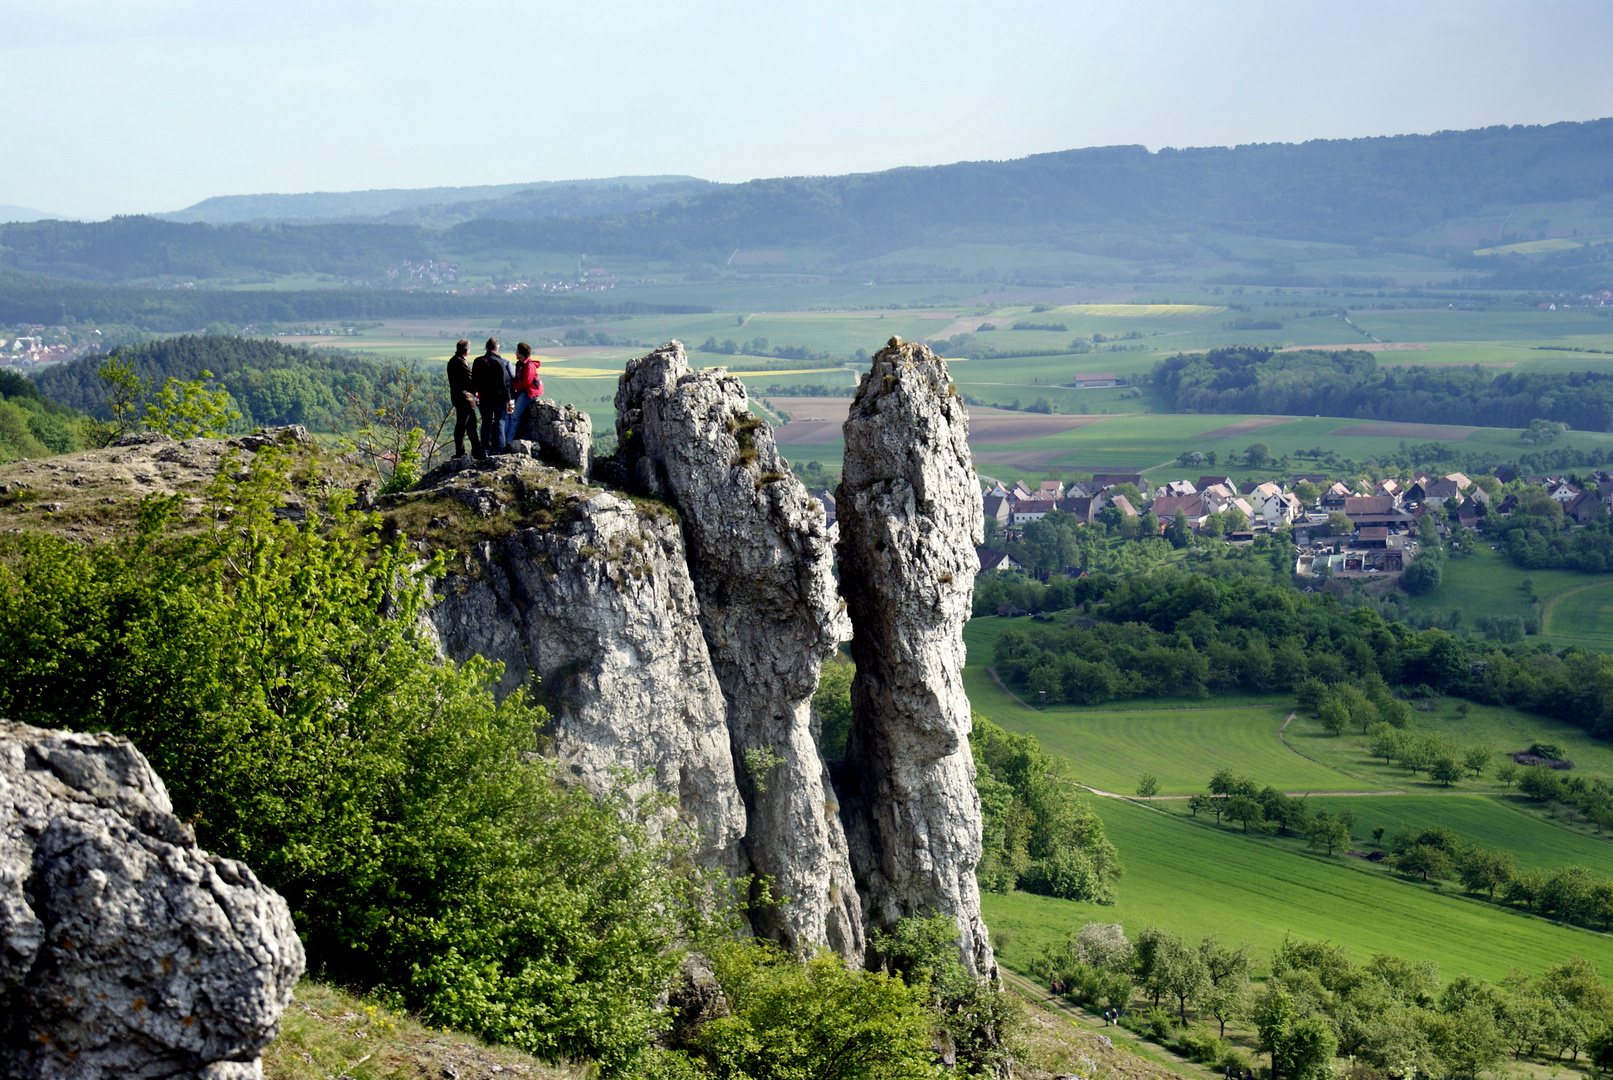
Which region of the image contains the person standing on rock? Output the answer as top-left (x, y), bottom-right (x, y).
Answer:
top-left (446, 339), bottom-right (483, 459)
top-left (507, 342), bottom-right (543, 445)
top-left (472, 337), bottom-right (512, 455)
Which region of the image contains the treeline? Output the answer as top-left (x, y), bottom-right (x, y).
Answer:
top-left (1034, 923), bottom-right (1613, 1074)
top-left (36, 335), bottom-right (380, 432)
top-left (0, 271), bottom-right (707, 333)
top-left (989, 566), bottom-right (1613, 739)
top-left (1153, 345), bottom-right (1613, 433)
top-left (972, 717), bottom-right (1121, 902)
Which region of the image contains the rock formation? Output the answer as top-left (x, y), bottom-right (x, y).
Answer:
top-left (413, 454), bottom-right (747, 875)
top-left (835, 338), bottom-right (995, 976)
top-left (510, 398), bottom-right (593, 472)
top-left (616, 343), bottom-right (862, 959)
top-left (0, 722), bottom-right (304, 1080)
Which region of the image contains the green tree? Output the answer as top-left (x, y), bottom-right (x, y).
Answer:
top-left (1463, 743), bottom-right (1493, 777)
top-left (1226, 794), bottom-right (1265, 833)
top-left (1430, 755), bottom-right (1464, 786)
top-left (1496, 760), bottom-right (1520, 786)
top-left (1368, 723), bottom-right (1402, 765)
top-left (1458, 848), bottom-right (1517, 900)
top-left (814, 652), bottom-right (856, 761)
top-left (86, 355), bottom-right (145, 447)
top-left (1136, 772), bottom-right (1160, 798)
top-left (1401, 553), bottom-right (1444, 595)
top-left (1305, 812), bottom-right (1350, 856)
top-left (1318, 697), bottom-right (1349, 736)
top-left (1395, 844), bottom-right (1454, 883)
top-left (144, 368), bottom-right (241, 438)
top-left (1327, 511), bottom-right (1351, 536)
top-left (1246, 442), bottom-right (1270, 467)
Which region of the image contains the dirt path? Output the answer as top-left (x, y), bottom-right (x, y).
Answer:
top-left (999, 970), bottom-right (1200, 1078)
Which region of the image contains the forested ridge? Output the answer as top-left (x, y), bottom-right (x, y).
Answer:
top-left (5, 120), bottom-right (1613, 283)
top-left (1153, 345), bottom-right (1613, 432)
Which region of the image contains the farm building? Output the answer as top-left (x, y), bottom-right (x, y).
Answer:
top-left (1109, 495), bottom-right (1140, 518)
top-left (1151, 495), bottom-right (1210, 529)
top-left (1010, 498), bottom-right (1057, 526)
top-left (1069, 373), bottom-right (1118, 388)
top-left (1197, 475), bottom-right (1237, 492)
top-left (1055, 496), bottom-right (1099, 523)
top-left (982, 494), bottom-right (1010, 527)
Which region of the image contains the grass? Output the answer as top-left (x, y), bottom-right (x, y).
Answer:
top-left (980, 797), bottom-right (1613, 985)
top-left (266, 980), bottom-right (579, 1080)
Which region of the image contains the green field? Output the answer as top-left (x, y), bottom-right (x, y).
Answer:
top-left (1543, 578), bottom-right (1613, 650)
top-left (1301, 793), bottom-right (1613, 872)
top-left (1285, 698), bottom-right (1613, 789)
top-left (981, 797), bottom-right (1613, 984)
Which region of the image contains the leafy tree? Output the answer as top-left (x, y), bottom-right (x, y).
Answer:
top-left (1226, 794), bottom-right (1265, 833)
top-left (1327, 511), bottom-right (1352, 536)
top-left (1246, 442), bottom-right (1270, 467)
top-left (1458, 848), bottom-right (1517, 900)
top-left (1318, 697), bottom-right (1349, 736)
top-left (1395, 844), bottom-right (1454, 883)
top-left (1401, 553), bottom-right (1444, 595)
top-left (1463, 743), bottom-right (1493, 777)
top-left (1199, 936), bottom-right (1253, 1038)
top-left (1305, 812), bottom-right (1351, 856)
top-left (1135, 773), bottom-right (1160, 798)
top-left (1368, 723), bottom-right (1402, 765)
top-left (1430, 755), bottom-right (1464, 786)
top-left (143, 368), bottom-right (240, 438)
top-left (1188, 793), bottom-right (1215, 818)
top-left (813, 652), bottom-right (855, 761)
top-left (1497, 760), bottom-right (1520, 786)
top-left (86, 355), bottom-right (144, 447)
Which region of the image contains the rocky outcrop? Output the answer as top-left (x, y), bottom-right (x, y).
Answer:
top-left (616, 343), bottom-right (862, 959)
top-left (511, 398), bottom-right (593, 472)
top-left (835, 338), bottom-right (995, 977)
top-left (413, 454), bottom-right (747, 875)
top-left (0, 722), bottom-right (304, 1080)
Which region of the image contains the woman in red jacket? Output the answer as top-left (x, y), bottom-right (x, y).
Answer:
top-left (506, 342), bottom-right (543, 443)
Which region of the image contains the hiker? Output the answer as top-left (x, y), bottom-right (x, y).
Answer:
top-left (445, 339), bottom-right (482, 459)
top-left (507, 342), bottom-right (543, 444)
top-left (471, 337), bottom-right (512, 455)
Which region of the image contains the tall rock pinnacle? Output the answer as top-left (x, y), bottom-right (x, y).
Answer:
top-left (617, 342), bottom-right (864, 959)
top-left (836, 337), bottom-right (995, 976)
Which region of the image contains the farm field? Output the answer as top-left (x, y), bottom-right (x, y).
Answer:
top-left (980, 796), bottom-right (1613, 985)
top-left (1542, 577), bottom-right (1613, 651)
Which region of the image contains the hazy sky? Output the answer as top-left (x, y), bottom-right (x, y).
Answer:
top-left (4, 0), bottom-right (1611, 220)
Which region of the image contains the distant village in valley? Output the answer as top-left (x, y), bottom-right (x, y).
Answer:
top-left (965, 465), bottom-right (1612, 589)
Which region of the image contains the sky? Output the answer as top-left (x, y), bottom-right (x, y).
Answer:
top-left (3, 0), bottom-right (1611, 220)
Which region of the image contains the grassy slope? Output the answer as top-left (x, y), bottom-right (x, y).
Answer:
top-left (267, 981), bottom-right (578, 1080)
top-left (981, 797), bottom-right (1613, 985)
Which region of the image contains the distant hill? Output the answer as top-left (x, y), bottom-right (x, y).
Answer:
top-left (5, 120), bottom-right (1613, 288)
top-left (159, 175), bottom-right (709, 224)
top-left (0, 205), bottom-right (60, 224)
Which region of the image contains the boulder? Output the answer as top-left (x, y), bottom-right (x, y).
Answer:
top-left (512, 398), bottom-right (592, 471)
top-left (0, 722), bottom-right (304, 1080)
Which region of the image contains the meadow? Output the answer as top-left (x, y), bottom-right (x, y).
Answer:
top-left (980, 796), bottom-right (1613, 985)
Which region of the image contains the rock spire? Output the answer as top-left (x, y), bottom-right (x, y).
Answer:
top-left (835, 337), bottom-right (995, 976)
top-left (616, 342), bottom-right (863, 959)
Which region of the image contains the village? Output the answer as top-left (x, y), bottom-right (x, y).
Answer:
top-left (956, 465), bottom-right (1613, 584)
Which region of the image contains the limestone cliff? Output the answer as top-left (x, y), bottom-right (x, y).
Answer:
top-left (835, 338), bottom-right (995, 977)
top-left (616, 343), bottom-right (862, 960)
top-left (411, 455), bottom-right (747, 875)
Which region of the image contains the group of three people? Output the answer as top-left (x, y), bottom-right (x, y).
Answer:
top-left (446, 337), bottom-right (543, 458)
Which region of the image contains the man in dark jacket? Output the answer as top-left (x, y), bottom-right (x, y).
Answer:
top-left (471, 337), bottom-right (512, 455)
top-left (445, 339), bottom-right (482, 458)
